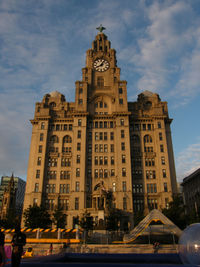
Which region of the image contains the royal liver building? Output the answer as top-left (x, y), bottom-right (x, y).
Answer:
top-left (23, 28), bottom-right (178, 230)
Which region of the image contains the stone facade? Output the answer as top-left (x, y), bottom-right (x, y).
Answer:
top-left (23, 31), bottom-right (177, 229)
top-left (182, 168), bottom-right (200, 215)
top-left (0, 175), bottom-right (26, 220)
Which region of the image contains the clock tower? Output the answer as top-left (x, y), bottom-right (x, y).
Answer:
top-left (74, 27), bottom-right (133, 229)
top-left (23, 26), bottom-right (177, 231)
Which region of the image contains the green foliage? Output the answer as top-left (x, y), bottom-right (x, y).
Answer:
top-left (79, 211), bottom-right (93, 231)
top-left (52, 206), bottom-right (66, 229)
top-left (23, 204), bottom-right (52, 228)
top-left (105, 209), bottom-right (120, 231)
top-left (162, 195), bottom-right (187, 229)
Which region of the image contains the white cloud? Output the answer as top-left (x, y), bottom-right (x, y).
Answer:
top-left (176, 142), bottom-right (200, 182)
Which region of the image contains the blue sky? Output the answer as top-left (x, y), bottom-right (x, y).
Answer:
top-left (0, 0), bottom-right (200, 183)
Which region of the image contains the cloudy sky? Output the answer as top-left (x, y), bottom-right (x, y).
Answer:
top-left (0, 0), bottom-right (200, 182)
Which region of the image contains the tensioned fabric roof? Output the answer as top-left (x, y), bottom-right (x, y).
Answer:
top-left (123, 209), bottom-right (182, 243)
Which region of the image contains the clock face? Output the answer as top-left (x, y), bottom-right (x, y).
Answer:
top-left (93, 59), bottom-right (109, 72)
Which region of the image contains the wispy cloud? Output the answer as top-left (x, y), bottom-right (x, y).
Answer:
top-left (176, 141), bottom-right (200, 182)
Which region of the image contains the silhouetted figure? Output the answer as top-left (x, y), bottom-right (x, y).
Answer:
top-left (0, 230), bottom-right (5, 266)
top-left (49, 243), bottom-right (53, 255)
top-left (11, 226), bottom-right (26, 267)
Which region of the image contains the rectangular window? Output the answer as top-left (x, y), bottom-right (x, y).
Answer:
top-left (161, 156), bottom-right (165, 165)
top-left (78, 99), bottom-right (83, 105)
top-left (164, 183), bottom-right (168, 192)
top-left (158, 122), bottom-right (161, 128)
top-left (95, 144), bottom-right (98, 152)
top-left (69, 124), bottom-right (72, 130)
top-left (61, 158), bottom-right (71, 167)
top-left (110, 132), bottom-right (114, 140)
top-left (110, 121), bottom-right (113, 128)
top-left (122, 181), bottom-right (127, 192)
top-left (104, 121), bottom-right (107, 128)
top-left (162, 169), bottom-right (167, 178)
top-left (122, 155), bottom-right (126, 164)
top-left (99, 121), bottom-right (103, 128)
top-left (79, 88), bottom-right (83, 94)
top-left (121, 142), bottom-right (125, 151)
top-left (77, 143), bottom-right (81, 151)
top-left (56, 124), bottom-right (60, 131)
top-left (160, 144), bottom-right (164, 152)
top-left (111, 169), bottom-right (115, 177)
top-left (119, 88), bottom-right (123, 94)
top-left (122, 168), bottom-right (126, 177)
top-left (110, 144), bottom-right (114, 152)
top-left (99, 144), bottom-right (103, 152)
top-left (99, 156), bottom-right (103, 165)
top-left (40, 133), bottom-right (44, 141)
top-left (60, 171), bottom-right (70, 180)
top-left (34, 183), bottom-right (39, 192)
top-left (104, 144), bottom-right (108, 152)
top-left (120, 119), bottom-right (124, 126)
top-left (95, 169), bottom-right (98, 178)
top-left (119, 98), bottom-right (123, 104)
top-left (41, 122), bottom-right (45, 129)
top-left (36, 170), bottom-right (40, 179)
top-left (75, 182), bottom-right (80, 192)
top-left (104, 132), bottom-right (107, 140)
top-left (75, 197), bottom-right (79, 210)
top-left (99, 132), bottom-right (103, 140)
top-left (99, 169), bottom-right (103, 178)
top-left (95, 132), bottom-right (99, 140)
top-left (147, 124), bottom-right (151, 130)
top-left (76, 155), bottom-right (80, 164)
top-left (47, 171), bottom-right (57, 180)
top-left (37, 157), bottom-right (41, 166)
top-left (38, 145), bottom-right (42, 153)
top-left (95, 121), bottom-right (98, 128)
top-left (142, 124), bottom-right (146, 130)
top-left (159, 132), bottom-right (163, 141)
top-left (76, 168), bottom-right (80, 177)
top-left (104, 156), bottom-right (108, 165)
top-left (111, 156), bottom-right (114, 165)
top-left (78, 119), bottom-right (82, 126)
top-left (121, 130), bottom-right (125, 138)
top-left (77, 130), bottom-right (81, 138)
top-left (104, 169), bottom-right (108, 178)
top-left (95, 156), bottom-right (98, 165)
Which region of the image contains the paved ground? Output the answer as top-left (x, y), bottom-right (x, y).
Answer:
top-left (6, 252), bottom-right (198, 267)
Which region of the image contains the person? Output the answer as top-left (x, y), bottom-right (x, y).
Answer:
top-left (11, 225), bottom-right (26, 267)
top-left (0, 230), bottom-right (5, 267)
top-left (49, 243), bottom-right (53, 255)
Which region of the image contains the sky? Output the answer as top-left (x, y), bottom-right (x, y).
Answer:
top-left (0, 0), bottom-right (200, 183)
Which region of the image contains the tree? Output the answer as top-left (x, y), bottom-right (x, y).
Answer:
top-left (52, 206), bottom-right (66, 229)
top-left (79, 211), bottom-right (93, 242)
top-left (23, 205), bottom-right (52, 228)
top-left (105, 209), bottom-right (120, 232)
top-left (162, 195), bottom-right (187, 229)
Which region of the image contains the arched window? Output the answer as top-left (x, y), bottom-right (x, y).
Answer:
top-left (144, 135), bottom-right (152, 143)
top-left (50, 102), bottom-right (56, 108)
top-left (63, 135), bottom-right (72, 143)
top-left (50, 135), bottom-right (59, 143)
